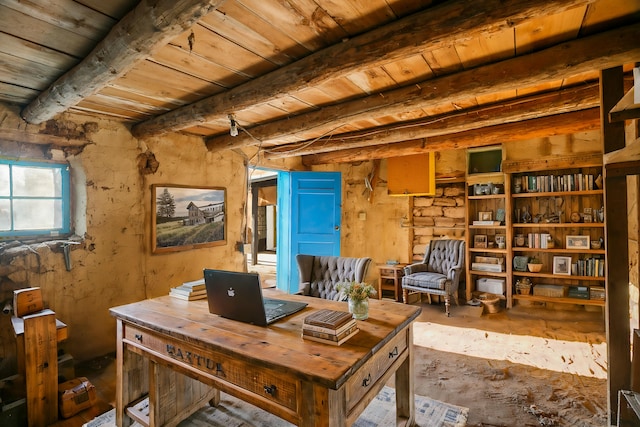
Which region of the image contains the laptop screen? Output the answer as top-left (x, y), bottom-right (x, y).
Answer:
top-left (203, 269), bottom-right (307, 326)
top-left (204, 269), bottom-right (268, 325)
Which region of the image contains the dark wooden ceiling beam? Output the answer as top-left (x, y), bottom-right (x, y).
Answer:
top-left (263, 82), bottom-right (601, 159)
top-left (20, 0), bottom-right (225, 124)
top-left (132, 0), bottom-right (594, 138)
top-left (208, 23), bottom-right (640, 152)
top-left (302, 108), bottom-right (601, 165)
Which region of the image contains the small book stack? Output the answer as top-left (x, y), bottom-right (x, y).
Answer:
top-left (302, 309), bottom-right (359, 346)
top-left (169, 278), bottom-right (207, 301)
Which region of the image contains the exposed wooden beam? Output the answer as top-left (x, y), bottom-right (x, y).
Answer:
top-left (302, 108), bottom-right (601, 165)
top-left (0, 128), bottom-right (87, 147)
top-left (20, 0), bottom-right (224, 124)
top-left (264, 82), bottom-right (600, 159)
top-left (207, 23), bottom-right (640, 152)
top-left (132, 0), bottom-right (594, 138)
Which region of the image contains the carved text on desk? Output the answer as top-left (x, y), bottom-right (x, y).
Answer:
top-left (166, 344), bottom-right (219, 372)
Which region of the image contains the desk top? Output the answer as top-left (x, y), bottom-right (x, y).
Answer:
top-left (110, 290), bottom-right (420, 390)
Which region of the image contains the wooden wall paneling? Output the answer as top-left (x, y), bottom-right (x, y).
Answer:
top-left (601, 65), bottom-right (630, 426)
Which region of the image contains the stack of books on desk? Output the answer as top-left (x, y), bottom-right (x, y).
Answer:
top-left (169, 278), bottom-right (207, 301)
top-left (302, 309), bottom-right (359, 346)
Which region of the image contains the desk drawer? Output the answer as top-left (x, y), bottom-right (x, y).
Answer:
top-left (123, 324), bottom-right (298, 411)
top-left (345, 329), bottom-right (408, 411)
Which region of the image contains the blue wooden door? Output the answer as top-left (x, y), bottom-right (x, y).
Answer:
top-left (276, 171), bottom-right (341, 293)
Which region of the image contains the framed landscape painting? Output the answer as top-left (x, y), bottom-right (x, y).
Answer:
top-left (151, 184), bottom-right (226, 253)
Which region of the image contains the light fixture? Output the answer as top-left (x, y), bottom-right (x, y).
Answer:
top-left (228, 114), bottom-right (238, 137)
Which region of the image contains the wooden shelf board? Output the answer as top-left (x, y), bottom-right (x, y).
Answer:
top-left (513, 222), bottom-right (604, 228)
top-left (469, 270), bottom-right (508, 277)
top-left (512, 248), bottom-right (606, 255)
top-left (469, 248), bottom-right (507, 254)
top-left (513, 294), bottom-right (604, 306)
top-left (512, 271), bottom-right (605, 281)
top-left (469, 225), bottom-right (507, 230)
top-left (467, 194), bottom-right (506, 200)
top-left (609, 86), bottom-right (640, 123)
top-left (512, 189), bottom-right (603, 198)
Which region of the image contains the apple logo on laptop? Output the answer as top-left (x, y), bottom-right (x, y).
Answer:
top-left (227, 287), bottom-right (235, 297)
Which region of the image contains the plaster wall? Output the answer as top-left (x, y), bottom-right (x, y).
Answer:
top-left (0, 104), bottom-right (247, 373)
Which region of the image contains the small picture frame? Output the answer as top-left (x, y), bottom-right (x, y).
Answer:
top-left (474, 234), bottom-right (488, 248)
top-left (566, 235), bottom-right (589, 250)
top-left (553, 256), bottom-right (572, 275)
top-left (478, 211), bottom-right (493, 221)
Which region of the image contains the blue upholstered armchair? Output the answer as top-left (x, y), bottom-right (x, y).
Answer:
top-left (402, 239), bottom-right (465, 316)
top-left (296, 254), bottom-right (372, 301)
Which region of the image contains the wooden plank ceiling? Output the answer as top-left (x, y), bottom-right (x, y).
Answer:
top-left (1, 0), bottom-right (639, 164)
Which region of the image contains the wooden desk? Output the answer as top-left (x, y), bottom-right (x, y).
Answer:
top-left (377, 264), bottom-right (406, 302)
top-left (110, 292), bottom-right (421, 427)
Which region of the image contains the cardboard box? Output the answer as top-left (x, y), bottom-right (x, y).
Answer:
top-left (476, 278), bottom-right (506, 294)
top-left (58, 377), bottom-right (97, 418)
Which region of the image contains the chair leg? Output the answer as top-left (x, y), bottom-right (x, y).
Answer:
top-left (402, 288), bottom-right (408, 304)
top-left (444, 294), bottom-right (450, 317)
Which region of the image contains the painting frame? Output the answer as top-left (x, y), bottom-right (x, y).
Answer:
top-left (151, 184), bottom-right (226, 254)
top-left (552, 256), bottom-right (572, 275)
top-left (566, 235), bottom-right (589, 250)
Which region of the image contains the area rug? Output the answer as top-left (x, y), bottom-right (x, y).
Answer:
top-left (85, 386), bottom-right (467, 427)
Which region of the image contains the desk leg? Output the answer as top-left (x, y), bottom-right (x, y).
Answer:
top-left (395, 324), bottom-right (415, 426)
top-left (299, 383), bottom-right (346, 427)
top-left (116, 320), bottom-right (149, 427)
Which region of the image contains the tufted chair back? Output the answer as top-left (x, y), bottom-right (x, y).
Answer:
top-left (296, 254), bottom-right (372, 300)
top-left (423, 239), bottom-right (465, 283)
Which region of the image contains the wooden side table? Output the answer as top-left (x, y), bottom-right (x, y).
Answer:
top-left (377, 264), bottom-right (406, 302)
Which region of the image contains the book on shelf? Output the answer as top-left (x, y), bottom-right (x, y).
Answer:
top-left (302, 327), bottom-right (359, 346)
top-left (169, 290), bottom-right (207, 301)
top-left (303, 317), bottom-right (357, 336)
top-left (303, 309), bottom-right (353, 330)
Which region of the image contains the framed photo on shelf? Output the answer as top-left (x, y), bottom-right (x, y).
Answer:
top-left (553, 256), bottom-right (572, 275)
top-left (474, 234), bottom-right (488, 248)
top-left (566, 235), bottom-right (589, 250)
top-left (478, 211), bottom-right (493, 221)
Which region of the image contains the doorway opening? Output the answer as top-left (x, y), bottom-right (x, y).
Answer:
top-left (246, 167), bottom-right (277, 288)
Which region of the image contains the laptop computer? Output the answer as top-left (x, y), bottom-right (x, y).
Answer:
top-left (203, 269), bottom-right (307, 326)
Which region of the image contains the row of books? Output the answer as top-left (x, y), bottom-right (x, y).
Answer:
top-left (573, 257), bottom-right (605, 277)
top-left (169, 278), bottom-right (207, 301)
top-left (523, 233), bottom-right (553, 249)
top-left (302, 309), bottom-right (359, 346)
top-left (518, 173), bottom-right (599, 193)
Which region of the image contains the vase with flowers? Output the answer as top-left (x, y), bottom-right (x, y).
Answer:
top-left (337, 281), bottom-right (377, 320)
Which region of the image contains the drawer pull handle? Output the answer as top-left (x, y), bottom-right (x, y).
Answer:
top-left (135, 334), bottom-right (143, 341)
top-left (388, 346), bottom-right (398, 358)
top-left (264, 385), bottom-right (277, 395)
top-left (362, 373), bottom-right (371, 387)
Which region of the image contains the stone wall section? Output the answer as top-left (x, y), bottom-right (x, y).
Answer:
top-left (410, 183), bottom-right (466, 262)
